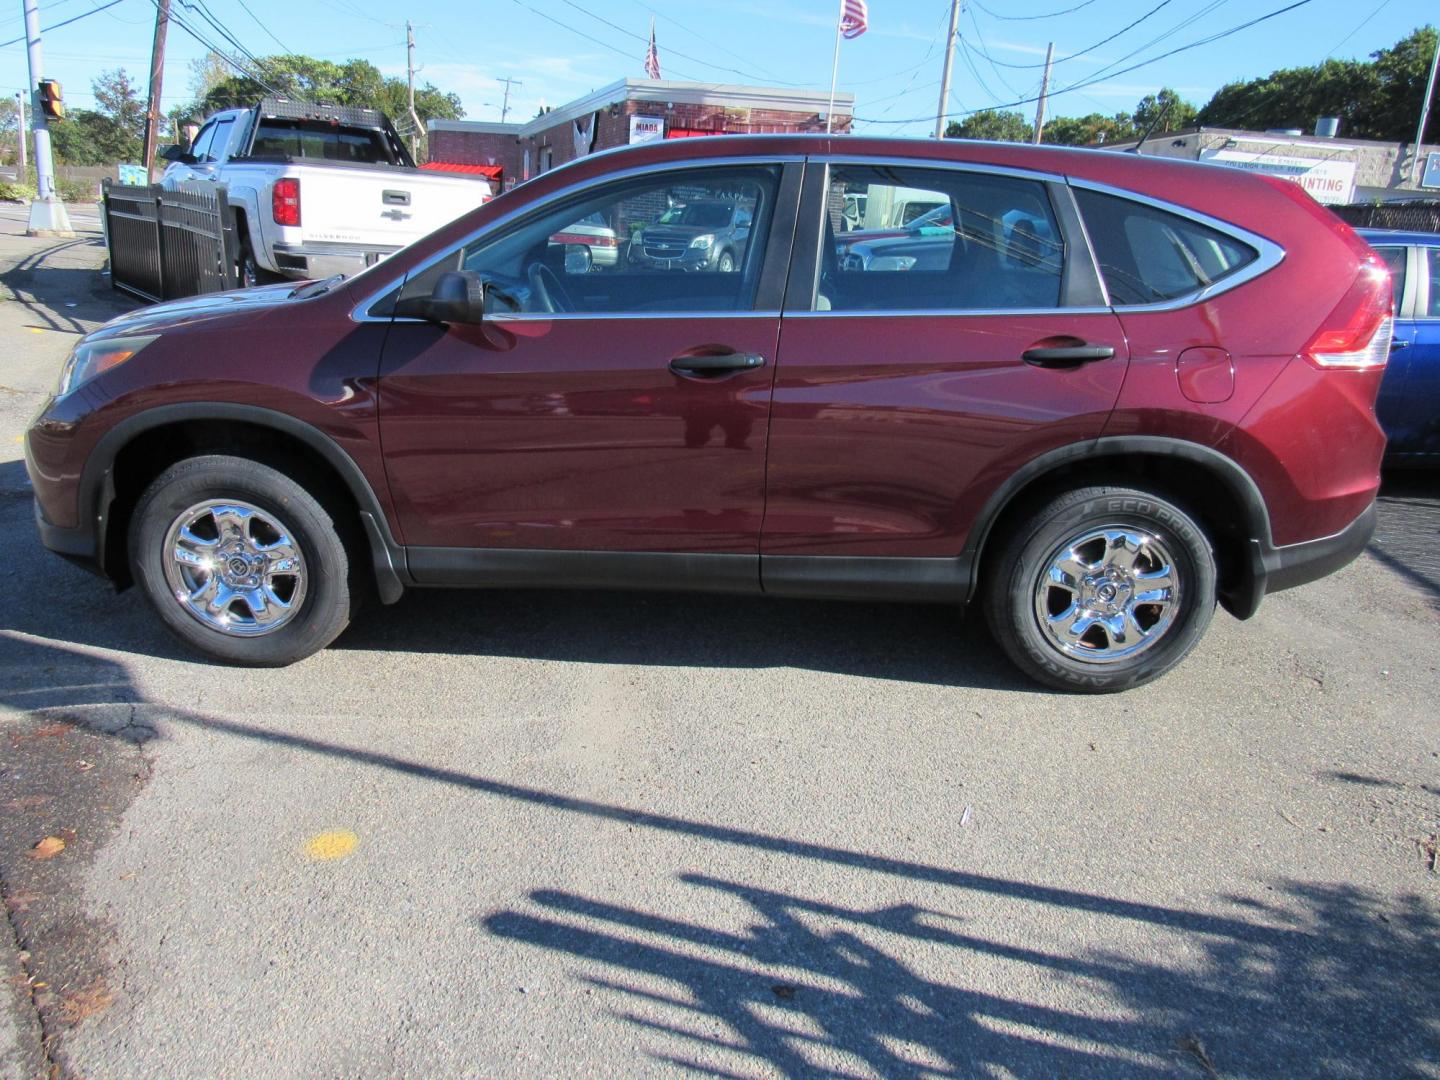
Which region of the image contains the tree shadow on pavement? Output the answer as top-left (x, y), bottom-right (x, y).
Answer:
top-left (482, 874), bottom-right (1440, 1079)
top-left (3, 632), bottom-right (1437, 1079)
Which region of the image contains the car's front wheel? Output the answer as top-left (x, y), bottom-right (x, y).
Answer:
top-left (983, 486), bottom-right (1217, 693)
top-left (129, 455), bottom-right (353, 666)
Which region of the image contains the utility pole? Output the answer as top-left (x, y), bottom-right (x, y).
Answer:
top-left (22, 0), bottom-right (72, 236)
top-left (1412, 28), bottom-right (1439, 184)
top-left (933, 0), bottom-right (961, 139)
top-left (496, 76), bottom-right (521, 123)
top-left (1032, 41), bottom-right (1055, 144)
top-left (141, 0), bottom-right (170, 182)
top-left (405, 21), bottom-right (423, 160)
top-left (16, 91), bottom-right (26, 175)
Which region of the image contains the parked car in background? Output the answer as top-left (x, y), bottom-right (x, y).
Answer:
top-left (1359, 228), bottom-right (1439, 465)
top-left (548, 211), bottom-right (620, 271)
top-left (28, 135), bottom-right (1392, 692)
top-left (627, 198), bottom-right (752, 272)
top-left (160, 98), bottom-right (493, 285)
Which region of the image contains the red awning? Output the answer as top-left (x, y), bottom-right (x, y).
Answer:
top-left (421, 162), bottom-right (503, 178)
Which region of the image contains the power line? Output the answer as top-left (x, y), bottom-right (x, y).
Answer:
top-left (969, 0), bottom-right (1102, 21)
top-left (855, 0), bottom-right (1315, 125)
top-left (974, 0), bottom-right (1176, 70)
top-left (0, 0), bottom-right (129, 49)
top-left (551, 0), bottom-right (792, 85)
top-left (231, 0), bottom-right (295, 55)
top-left (502, 0), bottom-right (708, 83)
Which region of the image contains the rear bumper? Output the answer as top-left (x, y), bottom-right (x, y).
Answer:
top-left (271, 241), bottom-right (401, 280)
top-left (1225, 501), bottom-right (1376, 619)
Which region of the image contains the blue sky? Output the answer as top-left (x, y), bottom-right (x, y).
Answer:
top-left (0, 0), bottom-right (1428, 137)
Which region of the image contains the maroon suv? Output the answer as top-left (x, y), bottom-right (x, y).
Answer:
top-left (25, 135), bottom-right (1393, 691)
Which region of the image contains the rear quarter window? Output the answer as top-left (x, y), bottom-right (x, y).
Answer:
top-left (1075, 188), bottom-right (1258, 306)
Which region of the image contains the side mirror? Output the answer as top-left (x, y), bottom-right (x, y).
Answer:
top-left (563, 243), bottom-right (592, 275)
top-left (395, 270), bottom-right (487, 324)
top-left (159, 144), bottom-right (196, 165)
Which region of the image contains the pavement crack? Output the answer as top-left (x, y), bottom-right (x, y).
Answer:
top-left (0, 862), bottom-right (64, 1079)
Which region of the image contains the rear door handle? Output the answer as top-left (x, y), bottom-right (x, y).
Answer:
top-left (1022, 344), bottom-right (1116, 367)
top-left (669, 352), bottom-right (766, 376)
top-left (1391, 339), bottom-right (1411, 350)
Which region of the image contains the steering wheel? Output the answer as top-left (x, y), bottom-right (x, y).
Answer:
top-left (526, 260), bottom-right (576, 314)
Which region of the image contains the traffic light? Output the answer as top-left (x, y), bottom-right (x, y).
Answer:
top-left (37, 79), bottom-right (64, 122)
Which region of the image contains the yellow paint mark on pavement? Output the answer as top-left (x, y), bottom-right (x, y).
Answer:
top-left (304, 830), bottom-right (358, 860)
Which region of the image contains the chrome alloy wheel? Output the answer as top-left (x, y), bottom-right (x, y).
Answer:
top-left (1032, 526), bottom-right (1179, 664)
top-left (161, 500), bottom-right (306, 637)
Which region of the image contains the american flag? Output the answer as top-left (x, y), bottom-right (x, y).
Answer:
top-left (644, 20), bottom-right (662, 79)
top-left (839, 0), bottom-right (868, 39)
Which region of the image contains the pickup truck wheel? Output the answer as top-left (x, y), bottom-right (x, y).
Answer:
top-left (236, 240), bottom-right (276, 289)
top-left (983, 486), bottom-right (1216, 693)
top-left (129, 455), bottom-right (353, 666)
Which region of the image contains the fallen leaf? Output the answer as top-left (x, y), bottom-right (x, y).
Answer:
top-left (73, 760), bottom-right (94, 772)
top-left (29, 836), bottom-right (66, 860)
top-left (34, 722), bottom-right (71, 738)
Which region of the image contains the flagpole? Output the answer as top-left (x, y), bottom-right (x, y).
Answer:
top-left (825, 9), bottom-right (842, 134)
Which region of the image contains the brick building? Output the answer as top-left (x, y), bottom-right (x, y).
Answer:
top-left (427, 78), bottom-right (853, 190)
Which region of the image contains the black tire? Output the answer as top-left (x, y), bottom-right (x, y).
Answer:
top-left (128, 455), bottom-right (353, 666)
top-left (716, 250), bottom-right (735, 273)
top-left (236, 238), bottom-right (277, 289)
top-left (983, 485), bottom-right (1217, 693)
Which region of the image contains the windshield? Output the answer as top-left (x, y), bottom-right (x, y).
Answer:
top-left (659, 202), bottom-right (733, 228)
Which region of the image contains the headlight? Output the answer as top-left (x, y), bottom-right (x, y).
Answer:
top-left (57, 335), bottom-right (157, 396)
top-left (689, 234), bottom-right (715, 251)
top-left (869, 255), bottom-right (917, 272)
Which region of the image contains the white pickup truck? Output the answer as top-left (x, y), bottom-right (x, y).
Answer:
top-left (160, 98), bottom-right (492, 285)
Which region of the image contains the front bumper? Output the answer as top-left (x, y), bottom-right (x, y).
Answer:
top-left (34, 498), bottom-right (106, 577)
top-left (1224, 502), bottom-right (1377, 619)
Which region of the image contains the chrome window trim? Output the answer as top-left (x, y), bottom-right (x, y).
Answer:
top-left (1067, 177), bottom-right (1286, 313)
top-left (486, 310), bottom-right (784, 323)
top-left (785, 307), bottom-right (1116, 319)
top-left (808, 153), bottom-right (1068, 186)
top-left (348, 154), bottom-right (805, 324)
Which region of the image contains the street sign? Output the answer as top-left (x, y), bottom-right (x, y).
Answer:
top-left (1421, 153), bottom-right (1440, 190)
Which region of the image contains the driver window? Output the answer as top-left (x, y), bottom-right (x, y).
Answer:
top-left (397, 165), bottom-right (780, 316)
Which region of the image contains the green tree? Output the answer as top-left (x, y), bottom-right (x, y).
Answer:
top-left (0, 96), bottom-right (18, 165)
top-left (50, 68), bottom-right (144, 165)
top-left (1043, 111), bottom-right (1137, 146)
top-left (944, 109), bottom-right (1031, 142)
top-left (1197, 26), bottom-right (1435, 141)
top-left (1134, 88), bottom-right (1198, 135)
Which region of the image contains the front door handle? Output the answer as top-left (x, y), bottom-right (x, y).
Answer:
top-left (669, 352), bottom-right (766, 376)
top-left (1391, 339), bottom-right (1411, 351)
top-left (1022, 344), bottom-right (1116, 367)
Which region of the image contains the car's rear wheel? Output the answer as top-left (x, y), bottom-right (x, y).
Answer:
top-left (129, 455), bottom-right (353, 666)
top-left (983, 486), bottom-right (1216, 693)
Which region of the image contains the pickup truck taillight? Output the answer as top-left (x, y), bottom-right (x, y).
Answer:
top-left (272, 178), bottom-right (301, 227)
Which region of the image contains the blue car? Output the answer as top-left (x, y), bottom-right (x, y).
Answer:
top-left (1359, 228), bottom-right (1440, 466)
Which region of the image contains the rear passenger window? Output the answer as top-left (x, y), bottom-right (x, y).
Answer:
top-left (1074, 188), bottom-right (1257, 306)
top-left (820, 165), bottom-right (1065, 312)
top-left (1373, 247), bottom-right (1406, 309)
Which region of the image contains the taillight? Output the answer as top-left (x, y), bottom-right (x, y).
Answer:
top-left (272, 178), bottom-right (300, 227)
top-left (1301, 255), bottom-right (1393, 369)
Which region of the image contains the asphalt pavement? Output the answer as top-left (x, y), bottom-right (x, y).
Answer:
top-left (1, 213), bottom-right (1437, 1079)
